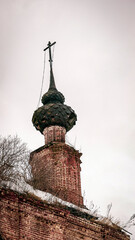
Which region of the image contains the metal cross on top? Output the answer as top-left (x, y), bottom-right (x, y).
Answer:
top-left (44, 41), bottom-right (56, 70)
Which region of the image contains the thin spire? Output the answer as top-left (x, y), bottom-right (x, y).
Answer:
top-left (44, 41), bottom-right (56, 90)
top-left (41, 41), bottom-right (65, 105)
top-left (49, 67), bottom-right (56, 89)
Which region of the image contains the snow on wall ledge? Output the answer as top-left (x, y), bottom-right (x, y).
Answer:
top-left (0, 180), bottom-right (130, 240)
top-left (1, 179), bottom-right (97, 217)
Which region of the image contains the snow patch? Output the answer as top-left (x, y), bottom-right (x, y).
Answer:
top-left (1, 179), bottom-right (97, 217)
top-left (0, 179), bottom-right (132, 237)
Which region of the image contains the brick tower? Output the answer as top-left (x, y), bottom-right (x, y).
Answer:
top-left (30, 42), bottom-right (83, 207)
top-left (0, 42), bottom-right (130, 240)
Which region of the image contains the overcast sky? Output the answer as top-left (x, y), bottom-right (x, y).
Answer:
top-left (0, 0), bottom-right (135, 238)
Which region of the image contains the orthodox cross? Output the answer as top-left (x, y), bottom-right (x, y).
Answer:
top-left (44, 41), bottom-right (56, 70)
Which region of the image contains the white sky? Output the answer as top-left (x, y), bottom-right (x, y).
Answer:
top-left (0, 0), bottom-right (135, 237)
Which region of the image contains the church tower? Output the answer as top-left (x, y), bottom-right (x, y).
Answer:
top-left (0, 42), bottom-right (130, 240)
top-left (30, 42), bottom-right (83, 206)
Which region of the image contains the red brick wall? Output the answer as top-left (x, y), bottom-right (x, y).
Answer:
top-left (43, 126), bottom-right (66, 144)
top-left (0, 188), bottom-right (130, 240)
top-left (30, 143), bottom-right (83, 207)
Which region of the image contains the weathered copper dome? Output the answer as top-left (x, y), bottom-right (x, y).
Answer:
top-left (32, 68), bottom-right (77, 134)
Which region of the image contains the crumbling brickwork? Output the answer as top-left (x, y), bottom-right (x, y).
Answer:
top-left (0, 188), bottom-right (130, 240)
top-left (43, 126), bottom-right (66, 144)
top-left (30, 142), bottom-right (83, 207)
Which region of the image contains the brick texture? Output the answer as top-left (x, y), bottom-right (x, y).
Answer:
top-left (30, 142), bottom-right (83, 207)
top-left (0, 188), bottom-right (130, 240)
top-left (43, 126), bottom-right (66, 145)
top-left (0, 124), bottom-right (130, 239)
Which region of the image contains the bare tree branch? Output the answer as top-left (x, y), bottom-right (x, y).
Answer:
top-left (0, 135), bottom-right (31, 184)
